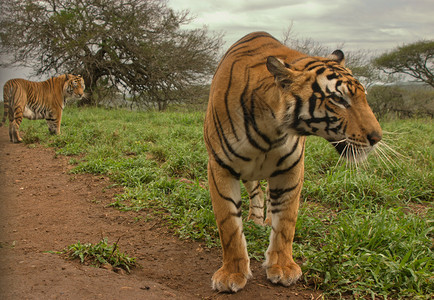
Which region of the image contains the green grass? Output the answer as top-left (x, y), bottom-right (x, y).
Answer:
top-left (295, 205), bottom-right (433, 298)
top-left (62, 238), bottom-right (137, 273)
top-left (14, 106), bottom-right (434, 298)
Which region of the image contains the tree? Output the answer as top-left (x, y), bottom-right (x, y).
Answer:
top-left (0, 0), bottom-right (223, 109)
top-left (374, 40), bottom-right (434, 88)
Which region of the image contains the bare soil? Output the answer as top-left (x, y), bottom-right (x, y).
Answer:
top-left (0, 127), bottom-right (320, 300)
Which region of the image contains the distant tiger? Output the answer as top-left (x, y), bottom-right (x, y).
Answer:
top-left (1, 74), bottom-right (85, 143)
top-left (203, 32), bottom-right (382, 292)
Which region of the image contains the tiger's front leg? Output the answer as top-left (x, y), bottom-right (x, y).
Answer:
top-left (208, 161), bottom-right (252, 292)
top-left (46, 111), bottom-right (62, 135)
top-left (263, 168), bottom-right (304, 286)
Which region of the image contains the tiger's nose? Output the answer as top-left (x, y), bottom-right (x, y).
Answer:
top-left (367, 132), bottom-right (382, 146)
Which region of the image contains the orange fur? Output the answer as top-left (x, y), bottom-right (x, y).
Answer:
top-left (1, 74), bottom-right (85, 143)
top-left (204, 32), bottom-right (382, 292)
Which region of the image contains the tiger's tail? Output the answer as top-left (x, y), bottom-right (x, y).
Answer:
top-left (1, 86), bottom-right (9, 126)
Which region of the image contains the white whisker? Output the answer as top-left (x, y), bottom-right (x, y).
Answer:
top-left (374, 147), bottom-right (394, 173)
top-left (379, 141), bottom-right (407, 159)
top-left (334, 143), bottom-right (347, 168)
top-left (351, 144), bottom-right (359, 170)
top-left (381, 130), bottom-right (407, 136)
top-left (359, 148), bottom-right (369, 171)
top-left (330, 138), bottom-right (347, 145)
top-left (376, 144), bottom-right (401, 170)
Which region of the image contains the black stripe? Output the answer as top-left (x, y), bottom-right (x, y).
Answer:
top-left (215, 32), bottom-right (280, 75)
top-left (312, 81), bottom-right (323, 95)
top-left (291, 95), bottom-right (303, 129)
top-left (206, 136), bottom-right (241, 179)
top-left (316, 67), bottom-right (326, 75)
top-left (325, 103), bottom-right (337, 114)
top-left (213, 108), bottom-right (251, 162)
top-left (303, 60), bottom-right (320, 69)
top-left (223, 227), bottom-right (241, 249)
top-left (251, 81), bottom-right (276, 118)
top-left (270, 143), bottom-right (304, 177)
top-left (303, 115), bottom-right (339, 130)
top-left (224, 61), bottom-right (240, 141)
top-left (276, 137), bottom-right (300, 167)
top-left (327, 73), bottom-right (340, 80)
top-left (232, 42), bottom-right (280, 60)
top-left (249, 192), bottom-right (260, 199)
top-left (212, 109), bottom-right (233, 162)
top-left (269, 182), bottom-right (299, 201)
top-left (330, 119), bottom-right (344, 134)
top-left (226, 32), bottom-right (279, 57)
top-left (240, 76), bottom-right (269, 152)
top-left (308, 94), bottom-right (317, 118)
top-left (252, 182), bottom-right (261, 191)
top-left (210, 168), bottom-right (242, 209)
top-left (211, 149), bottom-right (240, 179)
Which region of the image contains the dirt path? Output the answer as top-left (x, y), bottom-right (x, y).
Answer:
top-left (0, 127), bottom-right (319, 299)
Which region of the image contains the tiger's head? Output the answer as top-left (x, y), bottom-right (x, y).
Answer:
top-left (266, 51), bottom-right (382, 162)
top-left (64, 74), bottom-right (85, 99)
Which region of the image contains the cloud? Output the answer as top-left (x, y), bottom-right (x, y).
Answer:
top-left (169, 0), bottom-right (434, 51)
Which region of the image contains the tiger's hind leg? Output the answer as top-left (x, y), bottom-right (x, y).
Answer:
top-left (9, 106), bottom-right (23, 143)
top-left (0, 101), bottom-right (8, 127)
top-left (243, 180), bottom-right (265, 225)
top-left (264, 184), bottom-right (272, 225)
top-left (263, 169), bottom-right (304, 287)
top-left (2, 83), bottom-right (12, 127)
top-left (208, 162), bottom-right (252, 292)
top-left (243, 180), bottom-right (273, 226)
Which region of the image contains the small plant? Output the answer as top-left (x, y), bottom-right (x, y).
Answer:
top-left (63, 237), bottom-right (137, 273)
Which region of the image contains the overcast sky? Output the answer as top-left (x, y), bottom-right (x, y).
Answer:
top-left (169, 0), bottom-right (434, 52)
top-left (1, 0), bottom-right (433, 92)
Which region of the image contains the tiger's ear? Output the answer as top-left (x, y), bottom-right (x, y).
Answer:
top-left (266, 56), bottom-right (293, 89)
top-left (329, 50), bottom-right (345, 66)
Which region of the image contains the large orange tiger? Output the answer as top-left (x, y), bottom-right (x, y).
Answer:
top-left (203, 32), bottom-right (382, 292)
top-left (1, 74), bottom-right (85, 143)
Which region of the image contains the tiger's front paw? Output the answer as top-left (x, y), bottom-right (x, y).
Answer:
top-left (265, 262), bottom-right (302, 286)
top-left (211, 267), bottom-right (251, 293)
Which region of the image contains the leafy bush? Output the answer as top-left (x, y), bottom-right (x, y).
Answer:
top-left (368, 84), bottom-right (434, 118)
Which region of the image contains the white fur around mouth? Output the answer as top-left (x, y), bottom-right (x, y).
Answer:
top-left (331, 139), bottom-right (374, 163)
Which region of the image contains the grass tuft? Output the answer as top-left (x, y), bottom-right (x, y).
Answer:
top-left (62, 237), bottom-right (137, 273)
